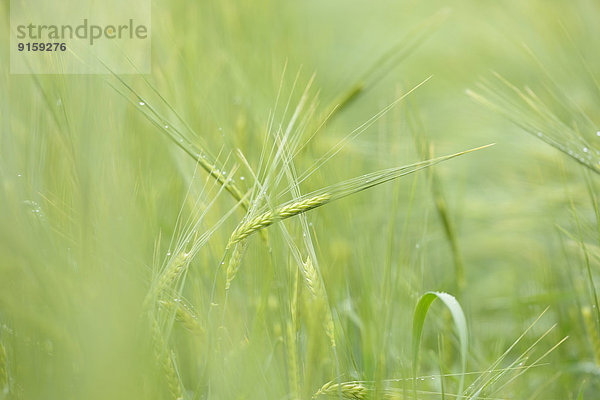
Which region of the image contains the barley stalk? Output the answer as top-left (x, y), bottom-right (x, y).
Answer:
top-left (314, 381), bottom-right (367, 399)
top-left (286, 322), bottom-right (299, 399)
top-left (108, 71), bottom-right (250, 209)
top-left (287, 267), bottom-right (300, 398)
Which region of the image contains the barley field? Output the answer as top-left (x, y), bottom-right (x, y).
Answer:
top-left (1, 1), bottom-right (600, 399)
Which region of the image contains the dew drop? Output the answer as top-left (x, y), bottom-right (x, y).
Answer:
top-left (583, 147), bottom-right (589, 153)
top-left (138, 101), bottom-right (145, 106)
top-left (164, 125), bottom-right (169, 129)
top-left (597, 131), bottom-right (600, 137)
top-left (166, 251), bottom-right (171, 256)
top-left (240, 176), bottom-right (245, 181)
top-left (536, 132), bottom-right (542, 137)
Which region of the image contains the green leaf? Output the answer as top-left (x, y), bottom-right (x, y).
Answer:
top-left (412, 291), bottom-right (468, 397)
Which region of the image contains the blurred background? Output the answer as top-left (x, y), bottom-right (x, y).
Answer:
top-left (1, 0), bottom-right (599, 398)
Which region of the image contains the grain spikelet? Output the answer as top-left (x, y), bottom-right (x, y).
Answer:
top-left (160, 299), bottom-right (204, 336)
top-left (314, 381), bottom-right (367, 399)
top-left (0, 341), bottom-right (7, 391)
top-left (582, 306), bottom-right (600, 365)
top-left (151, 318), bottom-right (184, 399)
top-left (302, 257), bottom-right (336, 348)
top-left (228, 194), bottom-right (331, 247)
top-left (225, 239), bottom-right (249, 291)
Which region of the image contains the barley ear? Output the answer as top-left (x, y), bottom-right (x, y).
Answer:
top-left (151, 318), bottom-right (184, 400)
top-left (225, 239), bottom-right (249, 291)
top-left (160, 299), bottom-right (204, 337)
top-left (301, 257), bottom-right (336, 348)
top-left (0, 341), bottom-right (7, 392)
top-left (157, 251), bottom-right (191, 293)
top-left (227, 193), bottom-right (332, 248)
top-left (314, 380), bottom-right (367, 399)
top-left (582, 306), bottom-right (600, 365)
top-left (143, 250), bottom-right (192, 311)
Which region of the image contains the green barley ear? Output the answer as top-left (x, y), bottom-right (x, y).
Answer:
top-left (160, 299), bottom-right (205, 337)
top-left (582, 306), bottom-right (600, 365)
top-left (157, 251), bottom-right (191, 294)
top-left (314, 380), bottom-right (368, 399)
top-left (301, 257), bottom-right (335, 349)
top-left (227, 194), bottom-right (331, 248)
top-left (227, 145), bottom-right (492, 247)
top-left (225, 239), bottom-right (249, 291)
top-left (0, 341), bottom-right (7, 393)
top-left (151, 318), bottom-right (184, 400)
top-left (143, 250), bottom-right (191, 310)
